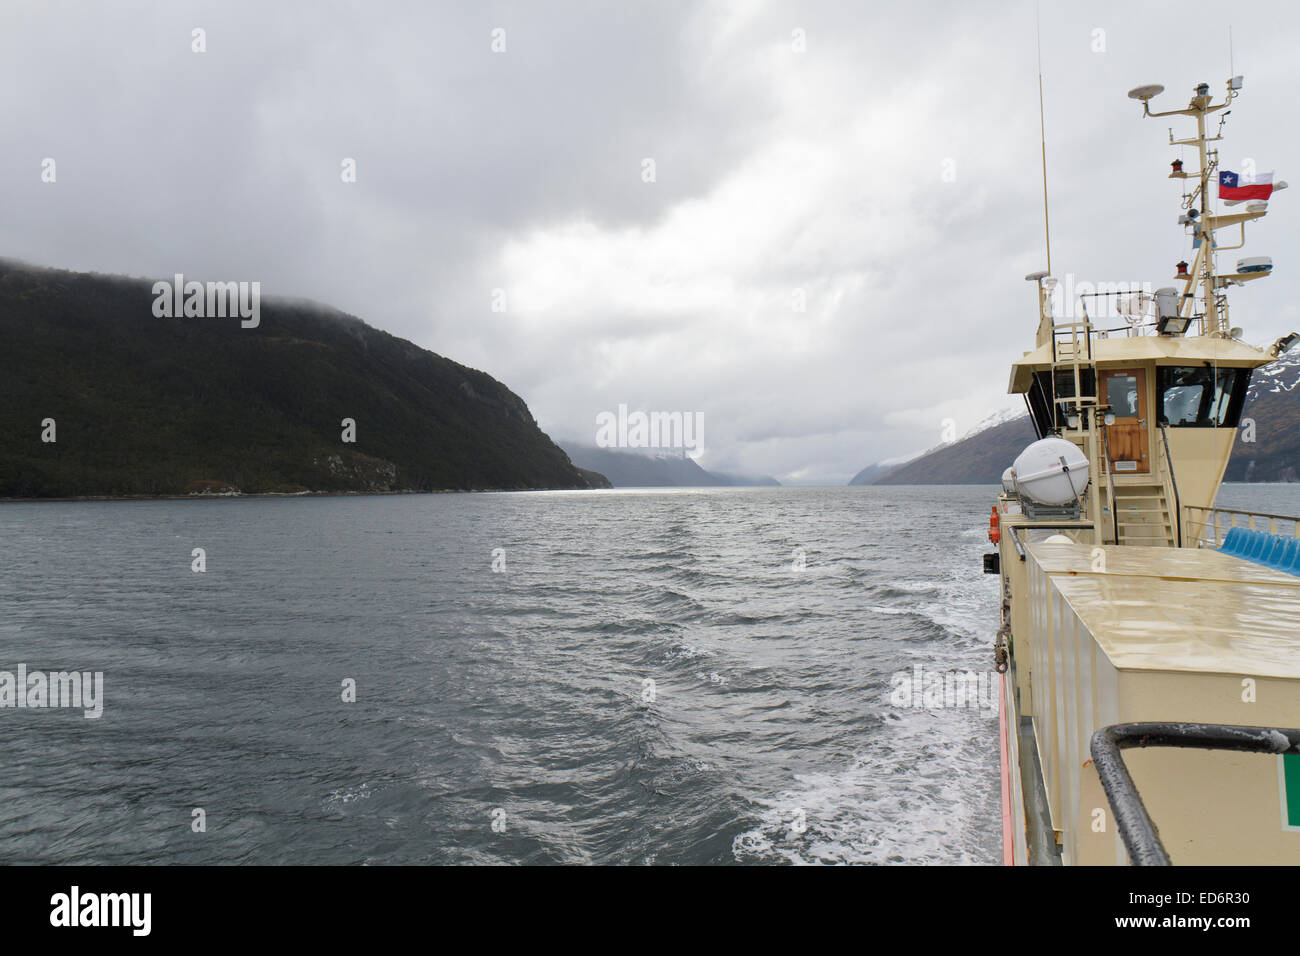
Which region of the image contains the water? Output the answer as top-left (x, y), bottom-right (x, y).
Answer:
top-left (1214, 483), bottom-right (1300, 520)
top-left (2, 483), bottom-right (1295, 865)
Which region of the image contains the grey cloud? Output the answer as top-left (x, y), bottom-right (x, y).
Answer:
top-left (4, 0), bottom-right (1300, 484)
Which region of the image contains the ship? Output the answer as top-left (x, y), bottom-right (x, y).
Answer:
top-left (989, 73), bottom-right (1300, 865)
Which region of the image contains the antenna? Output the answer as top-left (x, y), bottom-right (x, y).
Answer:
top-left (1036, 2), bottom-right (1052, 274)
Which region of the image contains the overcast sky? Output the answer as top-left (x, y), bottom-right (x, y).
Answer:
top-left (5, 0), bottom-right (1300, 483)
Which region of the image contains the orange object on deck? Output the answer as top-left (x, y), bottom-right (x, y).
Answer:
top-left (988, 505), bottom-right (1001, 544)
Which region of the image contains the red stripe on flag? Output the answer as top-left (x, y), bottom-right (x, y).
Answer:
top-left (1220, 183), bottom-right (1274, 201)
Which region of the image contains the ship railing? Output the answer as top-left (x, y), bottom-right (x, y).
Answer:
top-left (1184, 504), bottom-right (1300, 548)
top-left (1091, 722), bottom-right (1300, 866)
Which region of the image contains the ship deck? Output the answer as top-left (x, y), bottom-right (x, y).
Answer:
top-left (1027, 541), bottom-right (1300, 678)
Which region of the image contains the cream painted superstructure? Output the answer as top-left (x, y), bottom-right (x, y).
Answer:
top-left (1024, 543), bottom-right (1300, 865)
top-left (1009, 335), bottom-right (1271, 539)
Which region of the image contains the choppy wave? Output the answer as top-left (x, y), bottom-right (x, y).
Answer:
top-left (0, 485), bottom-right (1014, 864)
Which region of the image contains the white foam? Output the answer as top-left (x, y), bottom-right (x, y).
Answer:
top-left (732, 705), bottom-right (999, 865)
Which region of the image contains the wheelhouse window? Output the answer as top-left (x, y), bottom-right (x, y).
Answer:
top-left (1156, 366), bottom-right (1249, 427)
top-left (1027, 369), bottom-right (1096, 436)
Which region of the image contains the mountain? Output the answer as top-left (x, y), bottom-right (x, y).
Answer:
top-left (0, 260), bottom-right (607, 497)
top-left (560, 443), bottom-right (780, 488)
top-left (710, 469), bottom-right (782, 487)
top-left (867, 416), bottom-right (1036, 485)
top-left (1224, 351), bottom-right (1300, 482)
top-left (852, 351), bottom-right (1300, 485)
top-left (848, 462), bottom-right (902, 486)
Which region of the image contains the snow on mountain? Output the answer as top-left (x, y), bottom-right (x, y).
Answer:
top-left (961, 404), bottom-right (1029, 440)
top-left (1248, 348), bottom-right (1300, 397)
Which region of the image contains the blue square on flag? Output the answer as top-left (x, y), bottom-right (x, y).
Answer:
top-left (1220, 170), bottom-right (1238, 188)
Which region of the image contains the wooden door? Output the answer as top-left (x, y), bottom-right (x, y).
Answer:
top-left (1101, 368), bottom-right (1148, 473)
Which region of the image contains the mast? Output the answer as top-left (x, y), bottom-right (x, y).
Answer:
top-left (1194, 92), bottom-right (1216, 333)
top-left (1127, 77), bottom-right (1281, 338)
top-left (1035, 3), bottom-right (1051, 277)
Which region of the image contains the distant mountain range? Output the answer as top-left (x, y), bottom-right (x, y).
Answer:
top-left (851, 351), bottom-right (1300, 485)
top-left (0, 260), bottom-right (608, 497)
top-left (847, 461), bottom-right (903, 486)
top-left (560, 443), bottom-right (780, 488)
top-left (855, 417), bottom-right (1035, 486)
top-left (1224, 351), bottom-right (1300, 482)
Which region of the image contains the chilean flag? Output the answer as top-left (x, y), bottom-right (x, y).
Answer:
top-left (1219, 169), bottom-right (1274, 203)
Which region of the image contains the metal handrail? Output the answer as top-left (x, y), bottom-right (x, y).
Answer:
top-left (1101, 415), bottom-right (1119, 545)
top-left (1185, 505), bottom-right (1300, 524)
top-left (1090, 722), bottom-right (1300, 866)
top-left (1184, 505), bottom-right (1300, 547)
top-left (1158, 422), bottom-right (1182, 547)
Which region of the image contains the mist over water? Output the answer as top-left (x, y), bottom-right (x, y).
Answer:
top-left (12, 483), bottom-right (1290, 865)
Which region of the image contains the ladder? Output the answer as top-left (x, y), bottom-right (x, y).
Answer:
top-left (1050, 319), bottom-right (1098, 422)
top-left (1109, 478), bottom-right (1176, 547)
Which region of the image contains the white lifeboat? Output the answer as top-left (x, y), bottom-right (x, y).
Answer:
top-left (1013, 437), bottom-right (1089, 506)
